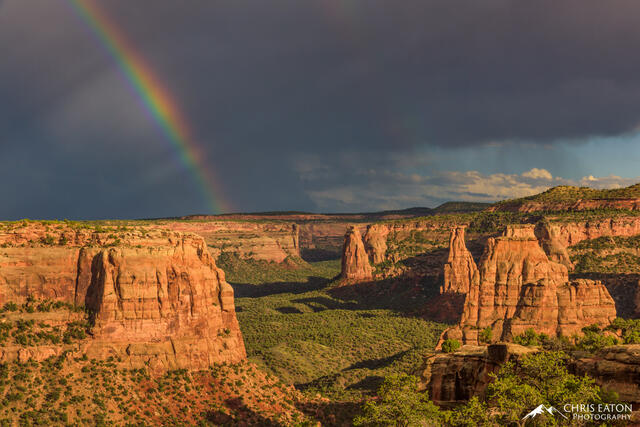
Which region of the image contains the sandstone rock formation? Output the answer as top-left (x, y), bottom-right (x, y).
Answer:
top-left (0, 223), bottom-right (245, 371)
top-left (341, 226), bottom-right (373, 281)
top-left (441, 226), bottom-right (479, 294)
top-left (159, 221), bottom-right (300, 263)
top-left (418, 343), bottom-right (537, 405)
top-left (571, 345), bottom-right (640, 405)
top-left (442, 225), bottom-right (616, 345)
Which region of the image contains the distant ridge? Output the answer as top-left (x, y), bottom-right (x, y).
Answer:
top-left (488, 183), bottom-right (640, 213)
top-left (176, 202), bottom-right (488, 221)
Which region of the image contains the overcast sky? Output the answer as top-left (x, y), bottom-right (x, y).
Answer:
top-left (2, 0), bottom-right (640, 219)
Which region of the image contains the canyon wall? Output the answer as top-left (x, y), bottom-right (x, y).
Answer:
top-left (548, 216), bottom-right (640, 247)
top-left (442, 225), bottom-right (616, 345)
top-left (0, 223), bottom-right (245, 371)
top-left (158, 221), bottom-right (299, 263)
top-left (298, 222), bottom-right (368, 260)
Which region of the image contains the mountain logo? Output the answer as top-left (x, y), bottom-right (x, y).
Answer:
top-left (522, 404), bottom-right (569, 421)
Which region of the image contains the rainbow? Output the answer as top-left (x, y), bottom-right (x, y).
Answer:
top-left (66, 0), bottom-right (231, 214)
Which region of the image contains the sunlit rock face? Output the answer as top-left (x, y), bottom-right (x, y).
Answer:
top-left (0, 224), bottom-right (246, 371)
top-left (340, 226), bottom-right (373, 281)
top-left (441, 225), bottom-right (616, 345)
top-left (441, 226), bottom-right (479, 294)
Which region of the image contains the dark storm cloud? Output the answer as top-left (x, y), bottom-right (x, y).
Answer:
top-left (2, 0), bottom-right (640, 216)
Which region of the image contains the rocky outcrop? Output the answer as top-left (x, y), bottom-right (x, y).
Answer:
top-left (441, 226), bottom-right (479, 294)
top-left (159, 221), bottom-right (300, 263)
top-left (341, 226), bottom-right (373, 281)
top-left (420, 344), bottom-right (640, 406)
top-left (572, 345), bottom-right (640, 405)
top-left (442, 225), bottom-right (616, 345)
top-left (418, 344), bottom-right (537, 405)
top-left (0, 223), bottom-right (245, 371)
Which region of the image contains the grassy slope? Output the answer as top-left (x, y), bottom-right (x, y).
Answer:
top-left (220, 257), bottom-right (447, 404)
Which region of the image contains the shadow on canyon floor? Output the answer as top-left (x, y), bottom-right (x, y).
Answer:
top-left (231, 276), bottom-right (332, 299)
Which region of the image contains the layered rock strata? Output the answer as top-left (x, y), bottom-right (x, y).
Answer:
top-left (340, 226), bottom-right (373, 281)
top-left (158, 221), bottom-right (300, 263)
top-left (0, 223), bottom-right (246, 371)
top-left (548, 216), bottom-right (640, 247)
top-left (442, 225), bottom-right (616, 345)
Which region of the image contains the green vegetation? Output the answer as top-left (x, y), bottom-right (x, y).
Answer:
top-left (0, 355), bottom-right (308, 425)
top-left (479, 327), bottom-right (492, 344)
top-left (229, 258), bottom-right (447, 404)
top-left (568, 234), bottom-right (640, 274)
top-left (441, 339), bottom-right (461, 353)
top-left (512, 325), bottom-right (624, 354)
top-left (353, 374), bottom-right (442, 426)
top-left (607, 318), bottom-right (640, 344)
top-left (572, 235), bottom-right (640, 250)
top-left (572, 250), bottom-right (640, 274)
top-left (218, 253), bottom-right (338, 286)
top-left (354, 352), bottom-right (617, 426)
top-left (494, 183), bottom-right (640, 206)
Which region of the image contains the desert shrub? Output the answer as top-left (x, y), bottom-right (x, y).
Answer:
top-left (1, 302), bottom-right (18, 312)
top-left (441, 339), bottom-right (461, 353)
top-left (513, 328), bottom-right (544, 347)
top-left (486, 351), bottom-right (610, 425)
top-left (574, 324), bottom-right (618, 353)
top-left (608, 317), bottom-right (640, 344)
top-left (479, 327), bottom-right (492, 344)
top-left (353, 374), bottom-right (443, 426)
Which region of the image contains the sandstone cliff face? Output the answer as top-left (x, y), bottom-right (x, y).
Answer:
top-left (159, 221), bottom-right (299, 263)
top-left (340, 226), bottom-right (373, 281)
top-left (418, 344), bottom-right (537, 405)
top-left (363, 224), bottom-right (390, 265)
top-left (298, 222), bottom-right (368, 259)
top-left (363, 220), bottom-right (460, 268)
top-left (547, 216), bottom-right (640, 247)
top-left (0, 223), bottom-right (245, 371)
top-left (443, 225), bottom-right (616, 345)
top-left (441, 226), bottom-right (479, 294)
